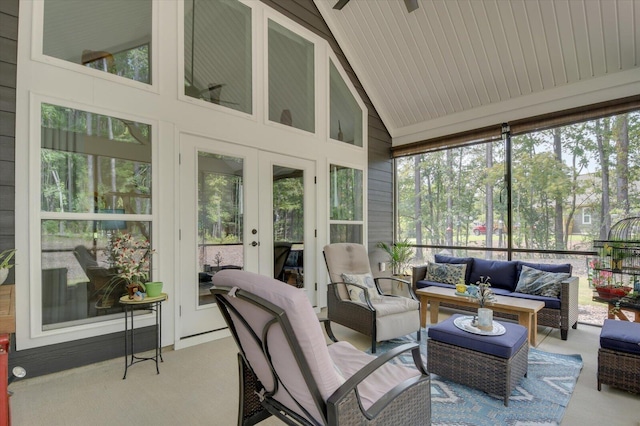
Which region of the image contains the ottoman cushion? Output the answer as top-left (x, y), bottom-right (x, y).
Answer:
top-left (600, 319), bottom-right (640, 355)
top-left (428, 314), bottom-right (528, 358)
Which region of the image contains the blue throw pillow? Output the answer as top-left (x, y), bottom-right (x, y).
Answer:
top-left (468, 258), bottom-right (518, 290)
top-left (426, 261), bottom-right (467, 285)
top-left (434, 254), bottom-right (474, 284)
top-left (514, 265), bottom-right (570, 298)
top-left (516, 261), bottom-right (572, 276)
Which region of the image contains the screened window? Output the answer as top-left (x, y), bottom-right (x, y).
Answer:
top-left (40, 103), bottom-right (152, 330)
top-left (43, 0), bottom-right (151, 84)
top-left (268, 20), bottom-right (315, 132)
top-left (184, 0), bottom-right (252, 113)
top-left (330, 60), bottom-right (362, 146)
top-left (397, 110), bottom-right (640, 326)
top-left (329, 164), bottom-right (363, 243)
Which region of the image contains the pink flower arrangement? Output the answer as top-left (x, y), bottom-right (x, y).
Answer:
top-left (107, 232), bottom-right (155, 284)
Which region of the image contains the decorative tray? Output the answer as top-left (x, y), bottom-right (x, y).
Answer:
top-left (453, 315), bottom-right (506, 336)
top-left (454, 291), bottom-right (472, 297)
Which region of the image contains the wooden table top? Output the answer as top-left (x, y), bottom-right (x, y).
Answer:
top-left (416, 286), bottom-right (544, 313)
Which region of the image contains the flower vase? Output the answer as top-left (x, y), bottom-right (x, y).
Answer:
top-left (0, 268), bottom-right (8, 285)
top-left (477, 307), bottom-right (493, 331)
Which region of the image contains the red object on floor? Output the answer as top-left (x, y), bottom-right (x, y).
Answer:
top-left (0, 334), bottom-right (9, 426)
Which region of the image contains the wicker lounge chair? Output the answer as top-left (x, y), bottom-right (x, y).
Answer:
top-left (211, 269), bottom-right (431, 426)
top-left (323, 243), bottom-right (421, 353)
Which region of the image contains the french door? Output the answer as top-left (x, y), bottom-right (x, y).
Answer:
top-left (179, 134), bottom-right (316, 341)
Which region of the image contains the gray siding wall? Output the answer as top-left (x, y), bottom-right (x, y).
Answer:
top-left (5, 0), bottom-right (394, 377)
top-left (0, 0), bottom-right (17, 284)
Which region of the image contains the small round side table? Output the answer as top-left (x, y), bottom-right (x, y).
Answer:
top-left (119, 293), bottom-right (167, 379)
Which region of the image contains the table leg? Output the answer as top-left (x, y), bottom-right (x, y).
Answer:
top-left (429, 300), bottom-right (440, 325)
top-left (420, 296), bottom-right (427, 328)
top-left (517, 312), bottom-right (535, 346)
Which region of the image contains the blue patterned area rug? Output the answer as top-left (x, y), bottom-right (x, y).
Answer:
top-left (369, 331), bottom-right (583, 426)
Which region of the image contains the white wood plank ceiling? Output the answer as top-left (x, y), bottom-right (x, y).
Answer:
top-left (314, 0), bottom-right (640, 145)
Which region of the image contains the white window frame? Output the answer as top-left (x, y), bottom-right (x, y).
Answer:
top-left (582, 208), bottom-right (592, 225)
top-left (30, 0), bottom-right (159, 94)
top-left (327, 53), bottom-right (367, 150)
top-left (327, 161), bottom-right (367, 246)
top-left (19, 93), bottom-right (159, 349)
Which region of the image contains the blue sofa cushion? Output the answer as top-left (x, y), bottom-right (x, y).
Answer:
top-left (428, 314), bottom-right (527, 358)
top-left (435, 254), bottom-right (474, 284)
top-left (426, 261), bottom-right (467, 285)
top-left (506, 291), bottom-right (561, 309)
top-left (468, 258), bottom-right (518, 291)
top-left (514, 265), bottom-right (570, 298)
top-left (516, 261), bottom-right (572, 277)
top-left (600, 319), bottom-right (640, 355)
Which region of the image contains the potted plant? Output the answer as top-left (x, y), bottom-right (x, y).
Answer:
top-left (377, 239), bottom-right (414, 277)
top-left (0, 248), bottom-right (16, 285)
top-left (100, 233), bottom-right (155, 306)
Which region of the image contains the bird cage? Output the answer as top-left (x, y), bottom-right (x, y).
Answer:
top-left (593, 217), bottom-right (640, 275)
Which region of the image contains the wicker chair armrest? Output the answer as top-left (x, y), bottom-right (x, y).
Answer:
top-left (327, 343), bottom-right (429, 421)
top-left (560, 276), bottom-right (579, 328)
top-left (374, 276), bottom-right (418, 300)
top-left (411, 265), bottom-right (428, 293)
top-left (328, 282), bottom-right (375, 310)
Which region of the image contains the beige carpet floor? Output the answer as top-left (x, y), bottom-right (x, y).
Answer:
top-left (9, 311), bottom-right (640, 425)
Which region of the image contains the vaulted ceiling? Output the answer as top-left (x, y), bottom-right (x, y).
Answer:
top-left (314, 0), bottom-right (640, 146)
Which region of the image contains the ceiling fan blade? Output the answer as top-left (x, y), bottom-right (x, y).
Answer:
top-left (333, 0), bottom-right (350, 10)
top-left (404, 0), bottom-right (419, 13)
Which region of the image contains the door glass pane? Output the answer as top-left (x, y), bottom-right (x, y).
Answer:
top-left (184, 0), bottom-right (252, 113)
top-left (330, 224), bottom-right (363, 244)
top-left (273, 166), bottom-right (304, 287)
top-left (198, 152), bottom-right (244, 305)
top-left (268, 20), bottom-right (315, 132)
top-left (43, 0), bottom-right (151, 84)
top-left (330, 60), bottom-right (362, 146)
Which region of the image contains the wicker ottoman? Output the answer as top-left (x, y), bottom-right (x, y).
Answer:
top-left (427, 313), bottom-right (529, 406)
top-left (598, 319), bottom-right (640, 394)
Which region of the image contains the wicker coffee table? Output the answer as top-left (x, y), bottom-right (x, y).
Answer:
top-left (417, 286), bottom-right (545, 346)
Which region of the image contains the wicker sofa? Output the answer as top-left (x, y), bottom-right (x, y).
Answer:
top-left (412, 255), bottom-right (579, 340)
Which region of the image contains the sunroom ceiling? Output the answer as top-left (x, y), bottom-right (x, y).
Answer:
top-left (314, 0), bottom-right (640, 146)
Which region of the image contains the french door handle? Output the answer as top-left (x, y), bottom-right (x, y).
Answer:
top-left (251, 241), bottom-right (259, 247)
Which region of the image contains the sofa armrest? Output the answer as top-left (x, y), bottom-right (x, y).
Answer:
top-left (411, 265), bottom-right (428, 293)
top-left (560, 276), bottom-right (579, 331)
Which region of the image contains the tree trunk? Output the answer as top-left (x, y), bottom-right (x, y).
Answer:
top-left (485, 144), bottom-right (493, 250)
top-left (414, 156), bottom-right (423, 259)
top-left (596, 119), bottom-right (611, 239)
top-left (553, 128), bottom-right (565, 250)
top-left (615, 114), bottom-right (629, 215)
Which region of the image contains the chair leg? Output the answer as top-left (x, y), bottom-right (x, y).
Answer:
top-left (371, 336), bottom-right (376, 354)
top-left (321, 318), bottom-right (338, 343)
top-left (561, 328), bottom-right (568, 340)
top-left (416, 330), bottom-right (421, 341)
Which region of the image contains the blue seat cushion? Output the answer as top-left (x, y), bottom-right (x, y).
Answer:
top-left (468, 258), bottom-right (518, 291)
top-left (416, 280), bottom-right (455, 290)
top-left (506, 291), bottom-right (561, 309)
top-left (600, 319), bottom-right (640, 355)
top-left (428, 314), bottom-right (528, 358)
top-left (435, 254), bottom-right (475, 284)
